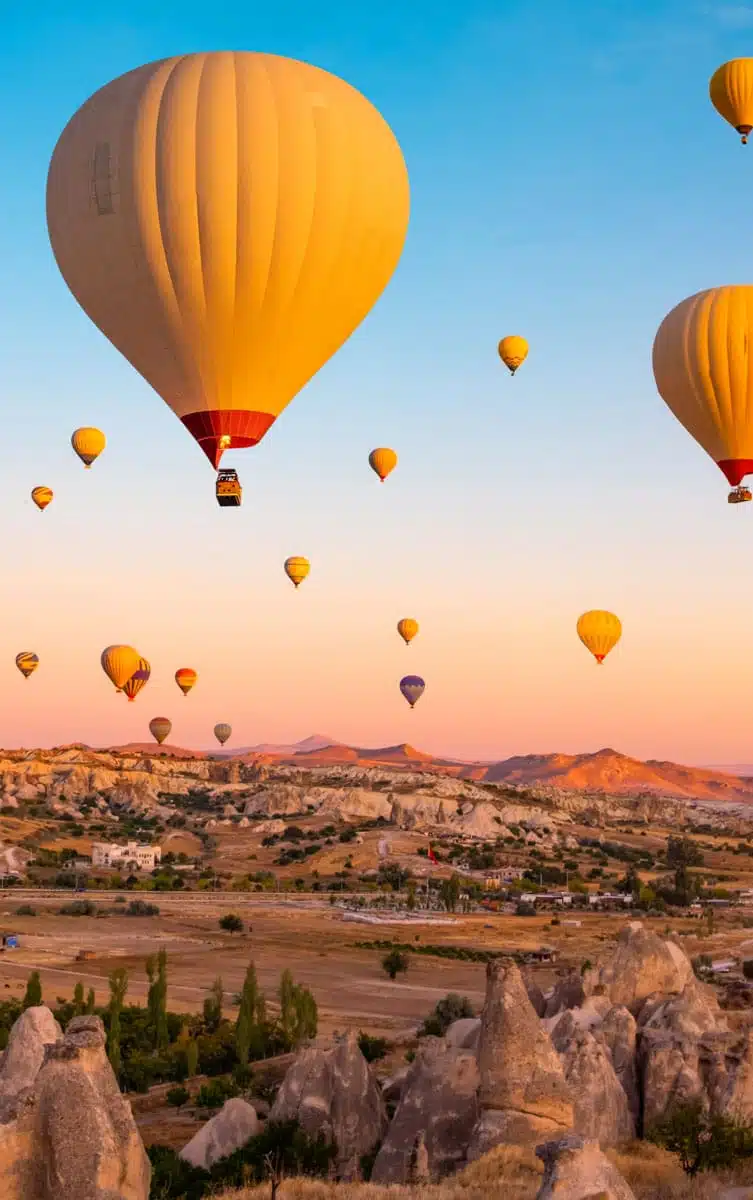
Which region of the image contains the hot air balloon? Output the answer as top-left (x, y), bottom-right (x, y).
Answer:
top-left (149, 717), bottom-right (171, 745)
top-left (400, 675), bottom-right (425, 708)
top-left (31, 487), bottom-right (53, 512)
top-left (397, 618), bottom-right (419, 646)
top-left (123, 658), bottom-right (151, 702)
top-left (101, 645), bottom-right (141, 692)
top-left (498, 336), bottom-right (528, 375)
top-left (175, 668), bottom-right (197, 697)
top-left (46, 54), bottom-right (410, 491)
top-left (652, 286), bottom-right (753, 503)
top-left (71, 427), bottom-right (106, 468)
top-left (576, 611), bottom-right (622, 665)
top-left (15, 652), bottom-right (39, 680)
top-left (369, 448), bottom-right (397, 483)
top-left (710, 60), bottom-right (753, 144)
top-left (284, 557), bottom-right (310, 589)
top-left (214, 723), bottom-right (232, 747)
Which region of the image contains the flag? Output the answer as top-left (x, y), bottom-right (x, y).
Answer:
top-left (428, 843), bottom-right (438, 864)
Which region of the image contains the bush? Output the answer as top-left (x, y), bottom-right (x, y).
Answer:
top-left (15, 905), bottom-right (36, 916)
top-left (420, 993), bottom-right (475, 1038)
top-left (358, 1032), bottom-right (388, 1062)
top-left (516, 901), bottom-right (536, 916)
top-left (219, 913), bottom-right (243, 934)
top-left (166, 1085), bottom-right (190, 1108)
top-left (58, 900), bottom-right (96, 916)
top-left (381, 949), bottom-right (409, 980)
top-left (125, 900), bottom-right (160, 917)
top-left (744, 960), bottom-right (753, 981)
top-left (648, 1099), bottom-right (753, 1176)
top-left (195, 1077), bottom-right (238, 1110)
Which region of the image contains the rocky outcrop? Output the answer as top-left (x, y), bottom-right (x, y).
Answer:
top-left (371, 1040), bottom-right (479, 1184)
top-left (180, 1098), bottom-right (258, 1169)
top-left (640, 1032), bottom-right (705, 1129)
top-left (467, 960), bottom-right (573, 1159)
top-left (640, 980), bottom-right (726, 1037)
top-left (0, 1011), bottom-right (149, 1199)
top-left (600, 1005), bottom-right (639, 1125)
top-left (543, 971), bottom-right (585, 1018)
top-left (270, 1030), bottom-right (387, 1179)
top-left (0, 1007), bottom-right (62, 1112)
top-left (536, 1134), bottom-right (636, 1199)
top-left (444, 1018), bottom-right (480, 1051)
top-left (552, 1024), bottom-right (634, 1146)
top-left (583, 923), bottom-right (693, 1015)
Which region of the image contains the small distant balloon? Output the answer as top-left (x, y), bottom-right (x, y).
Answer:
top-left (71, 427), bottom-right (106, 468)
top-left (498, 335), bottom-right (528, 375)
top-left (214, 723), bottom-right (232, 747)
top-left (369, 447), bottom-right (397, 482)
top-left (15, 652), bottom-right (39, 679)
top-left (101, 645), bottom-right (141, 692)
top-left (123, 658), bottom-right (151, 702)
top-left (400, 675), bottom-right (425, 708)
top-left (397, 618), bottom-right (419, 646)
top-left (284, 556), bottom-right (310, 589)
top-left (175, 668), bottom-right (197, 696)
top-left (31, 487), bottom-right (53, 512)
top-left (149, 717), bottom-right (172, 746)
top-left (576, 611), bottom-right (622, 665)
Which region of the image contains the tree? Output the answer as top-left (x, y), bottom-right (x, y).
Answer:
top-left (22, 971), bottom-right (42, 1010)
top-left (72, 981), bottom-right (85, 1016)
top-left (406, 881), bottom-right (417, 912)
top-left (236, 961), bottom-right (265, 1065)
top-left (145, 948), bottom-right (169, 1052)
top-left (185, 1038), bottom-right (199, 1077)
top-left (420, 993), bottom-right (474, 1037)
top-left (204, 976), bottom-right (224, 1032)
top-left (85, 987), bottom-right (96, 1014)
top-left (107, 967), bottom-right (129, 1082)
top-left (382, 949), bottom-right (409, 981)
top-left (667, 836), bottom-right (704, 869)
top-left (220, 913), bottom-right (244, 935)
top-left (279, 969), bottom-right (318, 1048)
top-left (166, 1085), bottom-right (190, 1108)
top-left (649, 1100), bottom-right (753, 1176)
top-left (439, 874), bottom-right (461, 913)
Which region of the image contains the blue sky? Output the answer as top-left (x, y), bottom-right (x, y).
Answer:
top-left (0, 0), bottom-right (753, 761)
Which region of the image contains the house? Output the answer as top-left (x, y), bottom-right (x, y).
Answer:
top-left (588, 893), bottom-right (634, 908)
top-left (520, 891), bottom-right (573, 908)
top-left (91, 842), bottom-right (162, 871)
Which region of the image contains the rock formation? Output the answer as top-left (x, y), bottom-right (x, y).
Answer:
top-left (180, 1097), bottom-right (259, 1170)
top-left (535, 1134), bottom-right (636, 1199)
top-left (583, 923), bottom-right (693, 1014)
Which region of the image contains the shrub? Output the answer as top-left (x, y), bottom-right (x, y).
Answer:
top-left (195, 1077), bottom-right (238, 1110)
top-left (125, 900), bottom-right (160, 917)
top-left (744, 960), bottom-right (753, 981)
top-left (649, 1099), bottom-right (753, 1176)
top-left (516, 901), bottom-right (536, 916)
top-left (15, 905), bottom-right (36, 916)
top-left (420, 993), bottom-right (475, 1038)
top-left (166, 1085), bottom-right (190, 1108)
top-left (59, 899), bottom-right (96, 916)
top-left (381, 949), bottom-right (409, 980)
top-left (358, 1032), bottom-right (388, 1062)
top-left (219, 913), bottom-right (243, 934)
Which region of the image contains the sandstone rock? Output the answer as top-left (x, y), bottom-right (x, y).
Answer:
top-left (0, 1013), bottom-right (149, 1199)
top-left (371, 1039), bottom-right (478, 1184)
top-left (180, 1098), bottom-right (258, 1169)
top-left (553, 1025), bottom-right (634, 1146)
top-left (543, 971), bottom-right (586, 1018)
top-left (0, 1007), bottom-right (62, 1112)
top-left (536, 1133), bottom-right (636, 1199)
top-left (444, 1018), bottom-right (480, 1051)
top-left (641, 1032), bottom-right (704, 1129)
top-left (270, 1031), bottom-right (386, 1180)
top-left (467, 959), bottom-right (573, 1159)
top-left (584, 923), bottom-right (693, 1015)
top-left (600, 1006), bottom-right (639, 1125)
top-left (640, 980), bottom-right (726, 1037)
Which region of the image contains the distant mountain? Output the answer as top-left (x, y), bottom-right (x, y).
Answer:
top-left (704, 765), bottom-right (753, 778)
top-left (220, 734), bottom-right (338, 756)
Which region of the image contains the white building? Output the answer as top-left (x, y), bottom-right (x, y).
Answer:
top-left (91, 842), bottom-right (161, 871)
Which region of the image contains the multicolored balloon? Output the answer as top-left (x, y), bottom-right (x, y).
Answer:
top-left (397, 618), bottom-right (419, 646)
top-left (214, 723), bottom-right (232, 746)
top-left (149, 717), bottom-right (172, 746)
top-left (498, 335), bottom-right (528, 375)
top-left (123, 658), bottom-right (151, 702)
top-left (175, 668), bottom-right (197, 696)
top-left (101, 645), bottom-right (141, 692)
top-left (15, 652), bottom-right (39, 679)
top-left (369, 448), bottom-right (397, 483)
top-left (31, 487), bottom-right (53, 512)
top-left (576, 611), bottom-right (622, 665)
top-left (400, 675), bottom-right (425, 708)
top-left (284, 557), bottom-right (310, 589)
top-left (71, 427), bottom-right (106, 468)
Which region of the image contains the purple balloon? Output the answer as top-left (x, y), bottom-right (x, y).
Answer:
top-left (400, 675), bottom-right (425, 709)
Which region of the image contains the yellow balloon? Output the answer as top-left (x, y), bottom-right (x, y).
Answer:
top-left (71, 427), bottom-right (106, 468)
top-left (31, 487), bottom-right (53, 512)
top-left (710, 59), bottom-right (753, 143)
top-left (576, 611), bottom-right (622, 665)
top-left (101, 644), bottom-right (141, 691)
top-left (47, 53), bottom-right (411, 470)
top-left (498, 335), bottom-right (528, 375)
top-left (369, 448), bottom-right (397, 482)
top-left (397, 618), bottom-right (418, 645)
top-left (653, 287), bottom-right (753, 494)
top-left (284, 556), bottom-right (310, 589)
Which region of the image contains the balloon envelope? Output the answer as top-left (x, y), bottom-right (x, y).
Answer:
top-left (175, 668), bottom-right (197, 696)
top-left (149, 717), bottom-right (172, 745)
top-left (576, 611), bottom-right (622, 664)
top-left (15, 652), bottom-right (39, 679)
top-left (498, 335), bottom-right (528, 374)
top-left (397, 618), bottom-right (418, 645)
top-left (101, 645), bottom-right (141, 691)
top-left (710, 59), bottom-right (753, 142)
top-left (400, 675), bottom-right (425, 708)
top-left (47, 52), bottom-right (410, 469)
top-left (31, 487), bottom-right (53, 512)
top-left (214, 723), bottom-right (232, 746)
top-left (369, 447), bottom-right (397, 482)
top-left (284, 556), bottom-right (310, 588)
top-left (71, 427), bottom-right (106, 468)
top-left (123, 658), bottom-right (151, 702)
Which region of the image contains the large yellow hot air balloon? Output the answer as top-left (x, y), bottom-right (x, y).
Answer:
top-left (47, 53), bottom-right (410, 472)
top-left (71, 427), bottom-right (106, 468)
top-left (101, 645), bottom-right (141, 692)
top-left (652, 286), bottom-right (753, 502)
top-left (369, 448), bottom-right (397, 482)
top-left (498, 336), bottom-right (528, 375)
top-left (710, 60), bottom-right (753, 144)
top-left (397, 618), bottom-right (418, 645)
top-left (15, 652), bottom-right (39, 679)
top-left (31, 487), bottom-right (53, 512)
top-left (284, 556), bottom-right (310, 589)
top-left (214, 723), bottom-right (232, 747)
top-left (576, 611), bottom-right (622, 665)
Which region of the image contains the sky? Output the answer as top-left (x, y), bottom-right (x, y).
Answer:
top-left (0, 0), bottom-right (752, 763)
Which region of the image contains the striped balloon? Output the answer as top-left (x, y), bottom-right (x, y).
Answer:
top-left (175, 667), bottom-right (197, 696)
top-left (149, 717), bottom-right (172, 745)
top-left (123, 658), bottom-right (151, 702)
top-left (15, 652), bottom-right (39, 679)
top-left (214, 723), bottom-right (232, 746)
top-left (31, 487), bottom-right (53, 512)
